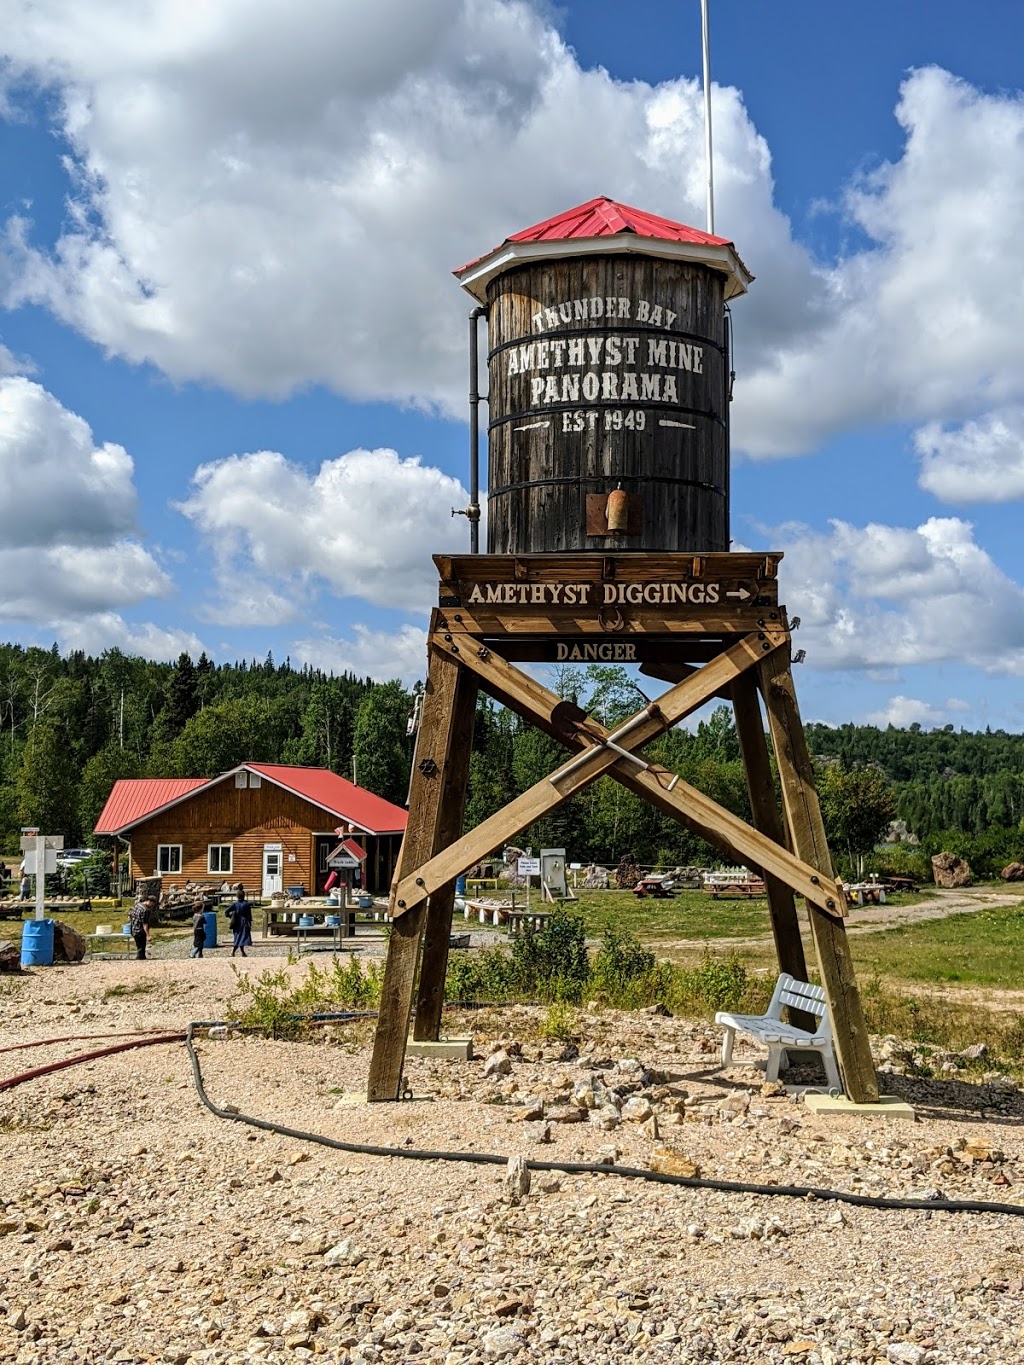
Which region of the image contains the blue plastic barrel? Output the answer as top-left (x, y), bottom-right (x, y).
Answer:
top-left (455, 875), bottom-right (467, 896)
top-left (21, 919), bottom-right (54, 967)
top-left (203, 910), bottom-right (218, 949)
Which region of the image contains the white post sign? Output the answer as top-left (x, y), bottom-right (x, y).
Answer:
top-left (517, 856), bottom-right (541, 910)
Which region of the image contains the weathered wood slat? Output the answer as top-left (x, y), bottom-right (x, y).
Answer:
top-left (730, 671), bottom-right (812, 1028)
top-left (436, 551), bottom-right (781, 587)
top-left (368, 640), bottom-right (462, 1102)
top-left (758, 646), bottom-right (879, 1104)
top-left (413, 669), bottom-right (478, 1041)
top-left (486, 256), bottom-right (729, 553)
top-left (443, 608), bottom-right (778, 636)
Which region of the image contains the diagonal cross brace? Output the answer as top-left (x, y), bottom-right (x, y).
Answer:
top-left (447, 635), bottom-right (848, 920)
top-left (392, 631), bottom-right (846, 922)
top-left (389, 631), bottom-right (772, 918)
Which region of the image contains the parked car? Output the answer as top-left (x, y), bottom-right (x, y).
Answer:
top-left (56, 847), bottom-right (94, 868)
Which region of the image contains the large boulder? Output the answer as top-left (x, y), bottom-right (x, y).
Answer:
top-left (931, 851), bottom-right (972, 888)
top-left (0, 941), bottom-right (21, 973)
top-left (582, 863), bottom-right (610, 890)
top-left (1001, 862), bottom-right (1024, 882)
top-left (52, 921), bottom-right (87, 962)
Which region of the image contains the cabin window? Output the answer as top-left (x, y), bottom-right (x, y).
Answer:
top-left (249, 773), bottom-right (261, 788)
top-left (208, 845), bottom-right (233, 874)
top-left (157, 844), bottom-right (182, 875)
top-left (235, 771), bottom-right (248, 788)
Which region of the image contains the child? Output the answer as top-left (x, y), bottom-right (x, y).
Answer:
top-left (190, 900), bottom-right (206, 958)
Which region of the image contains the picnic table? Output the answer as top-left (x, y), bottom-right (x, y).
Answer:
top-left (632, 876), bottom-right (676, 899)
top-left (705, 878), bottom-right (765, 899)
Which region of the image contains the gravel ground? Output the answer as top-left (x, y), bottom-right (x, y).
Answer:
top-left (3, 955), bottom-right (1024, 1363)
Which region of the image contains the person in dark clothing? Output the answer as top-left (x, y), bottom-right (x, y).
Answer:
top-left (228, 890), bottom-right (253, 957)
top-left (190, 900), bottom-right (206, 958)
top-left (129, 895), bottom-right (155, 960)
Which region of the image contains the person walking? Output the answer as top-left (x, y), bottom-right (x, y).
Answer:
top-left (190, 900), bottom-right (206, 958)
top-left (129, 894), bottom-right (155, 960)
top-left (228, 888), bottom-right (253, 958)
top-left (19, 873), bottom-right (31, 901)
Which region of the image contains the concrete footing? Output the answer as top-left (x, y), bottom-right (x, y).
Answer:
top-left (803, 1093), bottom-right (915, 1121)
top-left (405, 1037), bottom-right (474, 1061)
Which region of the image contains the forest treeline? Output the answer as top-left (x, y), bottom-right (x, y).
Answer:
top-left (1, 642), bottom-right (1022, 877)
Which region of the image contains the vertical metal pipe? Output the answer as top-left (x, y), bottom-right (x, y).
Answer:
top-left (701, 0), bottom-right (715, 236)
top-left (468, 306), bottom-right (485, 554)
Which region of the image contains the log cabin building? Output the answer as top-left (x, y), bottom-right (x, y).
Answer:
top-left (94, 763), bottom-right (408, 898)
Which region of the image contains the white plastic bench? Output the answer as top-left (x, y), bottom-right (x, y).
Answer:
top-left (715, 973), bottom-right (842, 1093)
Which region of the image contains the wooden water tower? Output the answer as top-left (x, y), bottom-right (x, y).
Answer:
top-left (368, 198), bottom-right (877, 1105)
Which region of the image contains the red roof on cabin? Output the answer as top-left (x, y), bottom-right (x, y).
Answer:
top-left (94, 778), bottom-right (208, 834)
top-left (455, 196), bottom-right (734, 274)
top-left (245, 764), bottom-right (408, 834)
top-left (94, 764), bottom-right (408, 837)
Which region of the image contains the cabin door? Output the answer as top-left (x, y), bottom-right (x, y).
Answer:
top-left (262, 848), bottom-right (283, 898)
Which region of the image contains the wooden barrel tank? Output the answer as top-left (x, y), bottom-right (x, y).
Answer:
top-left (485, 252), bottom-right (730, 555)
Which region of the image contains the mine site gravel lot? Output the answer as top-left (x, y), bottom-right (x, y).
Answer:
top-left (3, 954), bottom-right (1024, 1363)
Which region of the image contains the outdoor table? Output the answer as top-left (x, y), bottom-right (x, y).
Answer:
top-left (86, 932), bottom-right (135, 959)
top-left (295, 921), bottom-right (346, 954)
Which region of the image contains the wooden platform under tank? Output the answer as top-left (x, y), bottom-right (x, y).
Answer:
top-left (367, 550), bottom-right (878, 1109)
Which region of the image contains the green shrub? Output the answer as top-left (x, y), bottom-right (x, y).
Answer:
top-left (444, 945), bottom-right (517, 1003)
top-left (670, 952), bottom-right (753, 1015)
top-left (539, 1001), bottom-right (579, 1041)
top-left (509, 907), bottom-right (590, 1002)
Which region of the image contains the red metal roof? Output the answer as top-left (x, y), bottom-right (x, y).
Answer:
top-left (454, 195), bottom-right (752, 302)
top-left (94, 765), bottom-right (408, 837)
top-left (246, 765), bottom-right (408, 835)
top-left (325, 837), bottom-right (368, 863)
top-left (94, 778), bottom-right (208, 834)
top-left (507, 197), bottom-right (733, 249)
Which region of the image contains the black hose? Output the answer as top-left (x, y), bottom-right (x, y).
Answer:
top-left (184, 1022), bottom-right (1024, 1219)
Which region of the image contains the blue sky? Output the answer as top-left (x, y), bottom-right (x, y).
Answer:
top-left (2, 0), bottom-right (1024, 731)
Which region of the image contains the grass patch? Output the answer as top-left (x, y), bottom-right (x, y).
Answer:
top-left (851, 901), bottom-right (1024, 988)
top-left (102, 981), bottom-right (156, 1000)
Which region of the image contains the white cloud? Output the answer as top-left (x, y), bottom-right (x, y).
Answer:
top-left (0, 0), bottom-right (819, 413)
top-left (779, 515), bottom-right (1024, 674)
top-left (4, 10), bottom-right (1024, 476)
top-left (0, 541), bottom-right (171, 617)
top-left (0, 375), bottom-right (138, 545)
top-left (0, 370), bottom-right (176, 629)
top-left (291, 623), bottom-right (427, 685)
top-left (735, 68), bottom-right (1024, 456)
top-left (862, 695), bottom-right (969, 729)
top-left (177, 445), bottom-right (467, 615)
top-left (55, 613), bottom-right (205, 661)
top-left (915, 408), bottom-right (1024, 504)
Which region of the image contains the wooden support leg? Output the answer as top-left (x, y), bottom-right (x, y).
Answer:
top-left (368, 639), bottom-right (461, 1101)
top-left (758, 646), bottom-right (879, 1103)
top-left (731, 672), bottom-right (812, 1026)
top-left (413, 670), bottom-right (478, 1041)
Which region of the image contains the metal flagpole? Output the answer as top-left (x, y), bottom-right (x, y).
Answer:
top-left (700, 0), bottom-right (715, 235)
